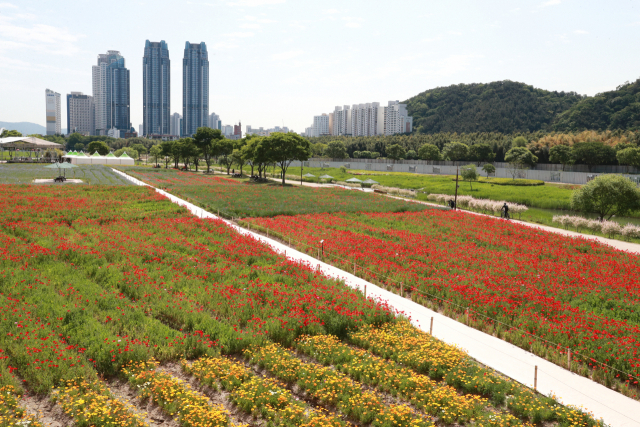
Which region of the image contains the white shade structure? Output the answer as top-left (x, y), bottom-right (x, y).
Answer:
top-left (63, 151), bottom-right (134, 166)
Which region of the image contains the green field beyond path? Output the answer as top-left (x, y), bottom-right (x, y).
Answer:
top-left (286, 166), bottom-right (576, 210)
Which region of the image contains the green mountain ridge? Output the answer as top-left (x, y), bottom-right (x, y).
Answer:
top-left (405, 79), bottom-right (640, 134)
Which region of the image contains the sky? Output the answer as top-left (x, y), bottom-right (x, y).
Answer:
top-left (1, 0), bottom-right (639, 134)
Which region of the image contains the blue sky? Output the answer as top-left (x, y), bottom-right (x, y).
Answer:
top-left (1, 0), bottom-right (639, 133)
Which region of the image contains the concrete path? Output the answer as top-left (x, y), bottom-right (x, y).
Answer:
top-left (113, 168), bottom-right (640, 427)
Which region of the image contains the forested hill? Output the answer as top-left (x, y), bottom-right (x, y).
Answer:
top-left (552, 79), bottom-right (640, 132)
top-left (405, 80), bottom-right (584, 134)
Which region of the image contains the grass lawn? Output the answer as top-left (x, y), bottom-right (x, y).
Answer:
top-left (284, 166), bottom-right (576, 210)
top-left (0, 163), bottom-right (133, 185)
top-left (119, 166), bottom-right (431, 217)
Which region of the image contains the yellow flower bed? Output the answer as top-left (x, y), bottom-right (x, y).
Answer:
top-left (0, 384), bottom-right (44, 427)
top-left (245, 343), bottom-right (433, 427)
top-left (122, 359), bottom-right (229, 427)
top-left (184, 356), bottom-right (346, 427)
top-left (295, 335), bottom-right (484, 424)
top-left (349, 322), bottom-right (603, 427)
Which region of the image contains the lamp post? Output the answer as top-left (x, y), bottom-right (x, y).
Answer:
top-left (320, 239), bottom-right (324, 258)
top-left (454, 166), bottom-right (459, 211)
top-left (301, 161), bottom-right (303, 186)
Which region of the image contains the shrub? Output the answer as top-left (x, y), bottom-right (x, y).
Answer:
top-left (571, 174), bottom-right (640, 220)
top-left (601, 220), bottom-right (622, 238)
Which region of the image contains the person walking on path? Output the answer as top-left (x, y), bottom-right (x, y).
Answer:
top-left (501, 202), bottom-right (510, 220)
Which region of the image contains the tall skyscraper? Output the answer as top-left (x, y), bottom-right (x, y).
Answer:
top-left (45, 89), bottom-right (61, 135)
top-left (182, 42), bottom-right (209, 137)
top-left (67, 92), bottom-right (94, 135)
top-left (170, 113), bottom-right (182, 137)
top-left (208, 112), bottom-right (221, 130)
top-left (92, 50), bottom-right (130, 136)
top-left (143, 40), bottom-right (170, 136)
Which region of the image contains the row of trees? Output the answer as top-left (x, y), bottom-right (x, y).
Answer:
top-left (151, 129), bottom-right (311, 186)
top-left (311, 137), bottom-right (640, 171)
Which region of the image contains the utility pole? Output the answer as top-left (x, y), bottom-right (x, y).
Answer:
top-left (454, 166), bottom-right (459, 210)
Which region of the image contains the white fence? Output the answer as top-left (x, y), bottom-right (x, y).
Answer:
top-left (290, 159), bottom-right (639, 185)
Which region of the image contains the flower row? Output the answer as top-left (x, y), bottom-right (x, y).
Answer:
top-left (52, 378), bottom-right (148, 427)
top-left (552, 215), bottom-right (640, 239)
top-left (183, 356), bottom-right (346, 427)
top-left (244, 343), bottom-right (434, 427)
top-left (294, 334), bottom-right (486, 424)
top-left (350, 322), bottom-right (603, 427)
top-left (123, 359), bottom-right (229, 427)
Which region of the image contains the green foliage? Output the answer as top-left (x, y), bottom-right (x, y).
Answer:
top-left (418, 143), bottom-right (440, 160)
top-left (442, 142), bottom-right (469, 161)
top-left (131, 143), bottom-right (147, 156)
top-left (266, 132), bottom-right (311, 185)
top-left (553, 79), bottom-right (640, 131)
top-left (310, 143), bottom-right (326, 157)
top-left (325, 140), bottom-right (349, 158)
top-left (482, 163), bottom-right (496, 177)
top-left (74, 143), bottom-right (85, 152)
top-left (87, 140), bottom-right (110, 155)
top-left (505, 147), bottom-right (538, 167)
top-left (616, 147), bottom-right (640, 168)
top-left (193, 127), bottom-right (225, 172)
top-left (511, 136), bottom-right (528, 147)
top-left (149, 145), bottom-right (162, 166)
top-left (0, 129), bottom-right (21, 138)
top-left (549, 145), bottom-right (573, 170)
top-left (353, 150), bottom-right (380, 159)
top-left (114, 147), bottom-right (139, 159)
top-left (571, 174), bottom-right (640, 220)
top-left (468, 143), bottom-right (495, 163)
top-left (460, 164), bottom-right (478, 190)
top-left (406, 149), bottom-right (417, 160)
top-left (386, 144), bottom-right (406, 160)
top-left (0, 164), bottom-right (133, 185)
top-left (571, 141), bottom-right (617, 169)
top-left (405, 80), bottom-right (583, 134)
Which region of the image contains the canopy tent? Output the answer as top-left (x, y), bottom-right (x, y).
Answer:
top-left (45, 162), bottom-right (78, 178)
top-left (66, 151), bottom-right (135, 166)
top-left (345, 177), bottom-right (363, 183)
top-left (319, 174), bottom-right (334, 180)
top-left (362, 179), bottom-right (379, 185)
top-left (303, 173), bottom-right (316, 178)
top-left (0, 136), bottom-right (63, 150)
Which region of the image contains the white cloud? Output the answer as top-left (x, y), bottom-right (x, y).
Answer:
top-left (421, 35), bottom-right (443, 43)
top-left (212, 41), bottom-right (239, 50)
top-left (223, 32), bottom-right (255, 38)
top-left (0, 2), bottom-right (17, 8)
top-left (289, 21), bottom-right (305, 30)
top-left (448, 31), bottom-right (462, 36)
top-left (541, 0), bottom-right (561, 6)
top-left (244, 15), bottom-right (275, 23)
top-left (0, 15), bottom-right (82, 56)
top-left (324, 8), bottom-right (338, 14)
top-left (271, 49), bottom-right (304, 61)
top-left (240, 23), bottom-right (261, 29)
top-left (227, 0), bottom-right (285, 6)
top-left (342, 17), bottom-right (363, 28)
top-left (574, 29), bottom-right (588, 34)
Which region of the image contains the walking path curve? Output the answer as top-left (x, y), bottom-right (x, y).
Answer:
top-left (113, 168), bottom-right (640, 427)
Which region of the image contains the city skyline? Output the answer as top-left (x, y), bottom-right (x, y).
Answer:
top-left (2, 0), bottom-right (640, 134)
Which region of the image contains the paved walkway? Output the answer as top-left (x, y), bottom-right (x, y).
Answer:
top-left (113, 168), bottom-right (640, 427)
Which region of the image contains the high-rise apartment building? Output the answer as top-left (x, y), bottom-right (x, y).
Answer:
top-left (45, 89), bottom-right (61, 135)
top-left (332, 105), bottom-right (352, 136)
top-left (170, 113), bottom-right (182, 137)
top-left (222, 125), bottom-right (234, 136)
top-left (328, 113), bottom-right (334, 136)
top-left (143, 40), bottom-right (170, 136)
top-left (66, 92), bottom-right (94, 135)
top-left (382, 100), bottom-right (413, 135)
top-left (350, 102), bottom-right (381, 137)
top-left (92, 50), bottom-right (130, 135)
top-left (182, 42), bottom-right (209, 136)
top-left (139, 124), bottom-right (143, 137)
top-left (245, 125), bottom-right (290, 136)
top-left (313, 114), bottom-right (330, 137)
top-left (208, 112), bottom-right (221, 130)
top-left (233, 121), bottom-right (242, 137)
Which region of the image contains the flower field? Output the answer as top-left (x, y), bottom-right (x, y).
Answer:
top-left (243, 209), bottom-right (640, 397)
top-left (119, 167), bottom-right (429, 217)
top-left (0, 164), bottom-right (133, 185)
top-left (0, 182), bottom-right (604, 427)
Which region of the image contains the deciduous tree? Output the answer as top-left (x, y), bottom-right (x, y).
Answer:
top-left (571, 174), bottom-right (640, 220)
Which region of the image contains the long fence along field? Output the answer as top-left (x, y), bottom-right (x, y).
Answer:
top-left (0, 171), bottom-right (607, 427)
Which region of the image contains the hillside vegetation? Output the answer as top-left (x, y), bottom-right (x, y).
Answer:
top-left (553, 79), bottom-right (640, 131)
top-left (405, 80), bottom-right (584, 134)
